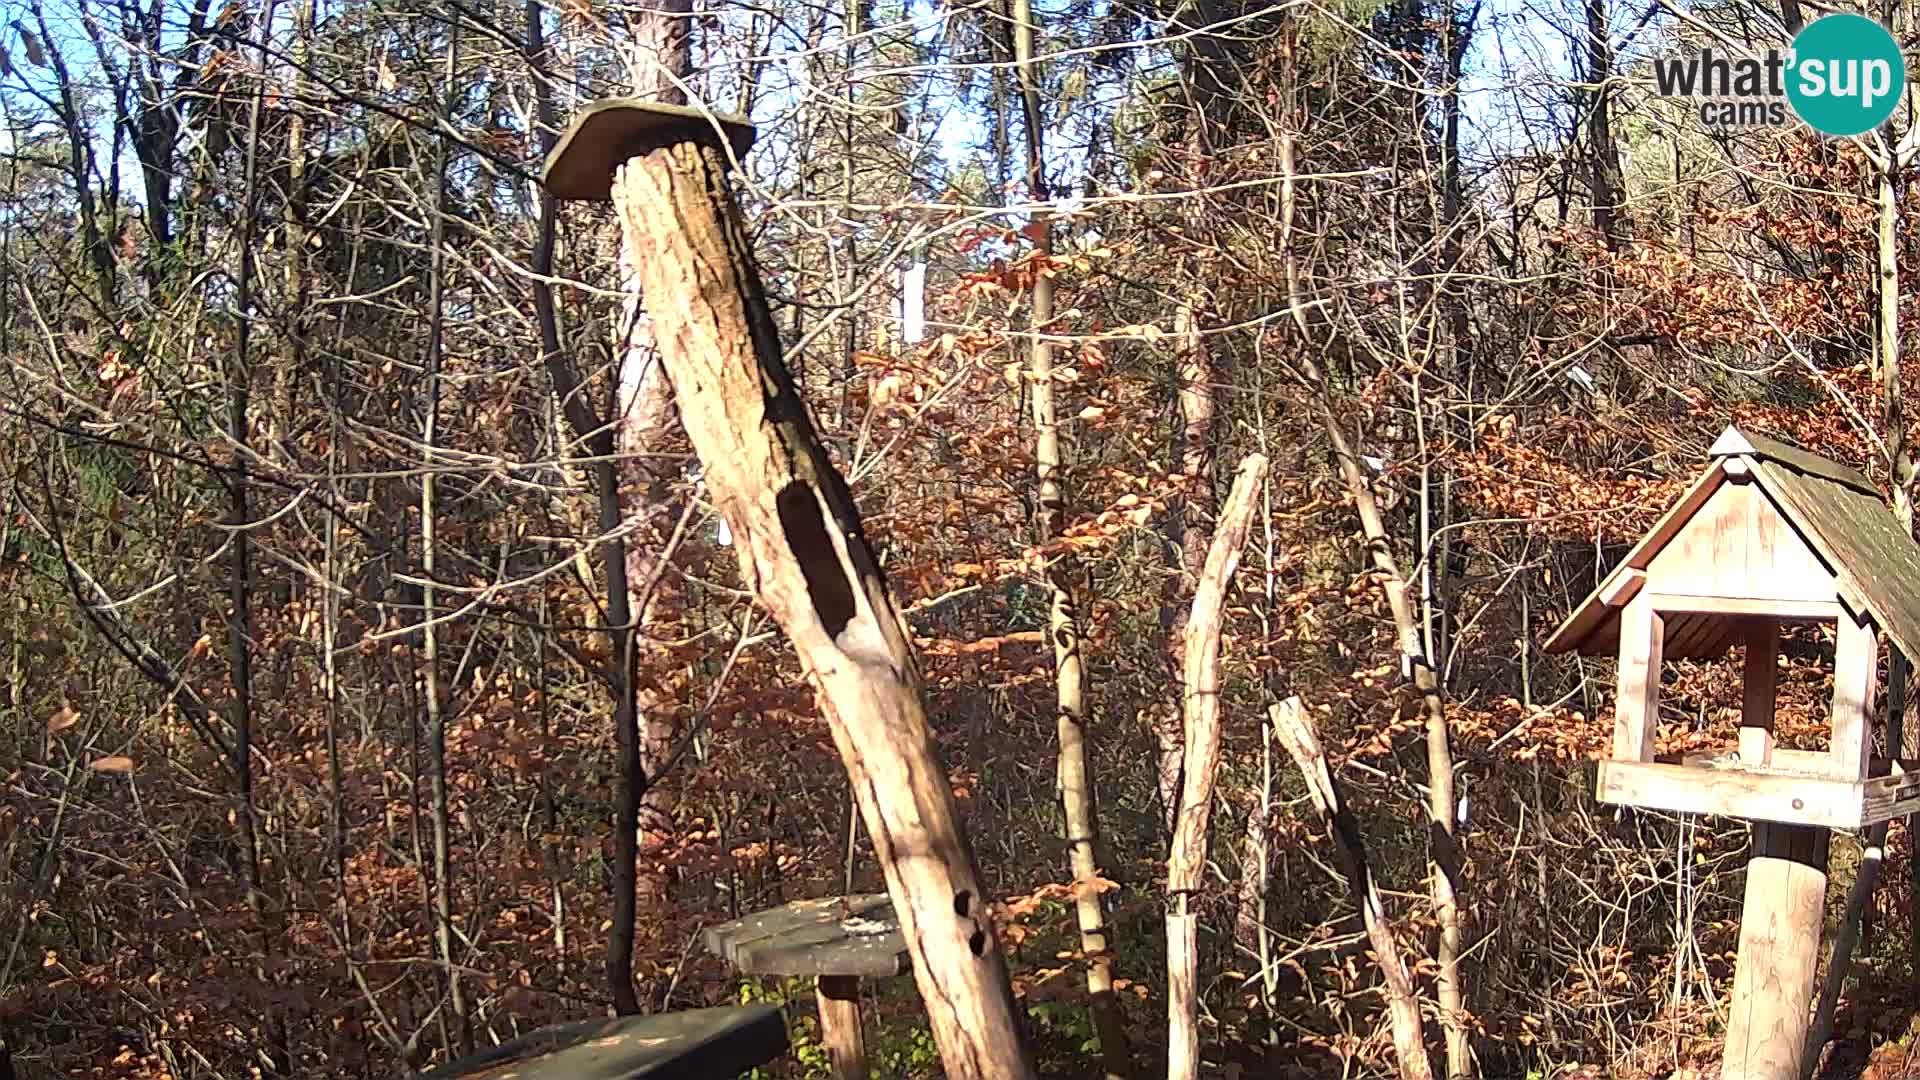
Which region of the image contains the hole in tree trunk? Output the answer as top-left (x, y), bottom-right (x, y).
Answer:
top-left (776, 481), bottom-right (856, 639)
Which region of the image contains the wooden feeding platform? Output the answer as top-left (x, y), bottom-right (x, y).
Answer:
top-left (417, 1004), bottom-right (787, 1079)
top-left (1544, 426), bottom-right (1920, 1080)
top-left (705, 895), bottom-right (908, 1080)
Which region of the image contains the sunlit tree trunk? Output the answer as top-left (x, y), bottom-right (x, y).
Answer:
top-left (1166, 457), bottom-right (1268, 1080)
top-left (418, 22), bottom-right (469, 1054)
top-left (1158, 303), bottom-right (1217, 837)
top-left (1008, 0), bottom-right (1129, 1072)
top-left (618, 0), bottom-right (697, 926)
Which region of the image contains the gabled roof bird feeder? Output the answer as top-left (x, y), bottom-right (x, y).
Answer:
top-left (1545, 426), bottom-right (1920, 1080)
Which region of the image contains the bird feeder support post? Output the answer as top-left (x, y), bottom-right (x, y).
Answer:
top-left (1723, 823), bottom-right (1829, 1080)
top-left (815, 974), bottom-right (867, 1080)
top-left (1612, 594), bottom-right (1662, 763)
top-left (1722, 612), bottom-right (1876, 1080)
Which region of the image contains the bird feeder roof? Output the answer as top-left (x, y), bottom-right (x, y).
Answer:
top-left (540, 99), bottom-right (755, 201)
top-left (1544, 426), bottom-right (1920, 661)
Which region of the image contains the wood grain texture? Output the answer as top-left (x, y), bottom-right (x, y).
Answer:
top-left (816, 975), bottom-right (868, 1080)
top-left (1741, 621), bottom-right (1779, 767)
top-left (610, 139), bottom-right (1034, 1080)
top-left (1643, 480), bottom-right (1834, 604)
top-left (1723, 823), bottom-right (1828, 1080)
top-left (703, 894), bottom-right (908, 977)
top-left (1612, 595), bottom-right (1663, 763)
top-left (1831, 612), bottom-right (1880, 781)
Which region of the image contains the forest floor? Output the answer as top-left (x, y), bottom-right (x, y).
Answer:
top-left (1816, 989), bottom-right (1920, 1080)
top-left (1830, 1039), bottom-right (1920, 1080)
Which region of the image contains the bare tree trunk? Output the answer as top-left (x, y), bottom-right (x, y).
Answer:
top-left (1166, 456), bottom-right (1268, 1080)
top-left (1008, 0), bottom-right (1128, 1072)
top-left (610, 134), bottom-right (1036, 1080)
top-left (1302, 361), bottom-right (1470, 1077)
top-left (1272, 698), bottom-right (1435, 1080)
top-left (1583, 0), bottom-right (1622, 250)
top-left (1158, 303), bottom-right (1218, 835)
top-left (620, 0), bottom-right (697, 924)
top-left (524, 1), bottom-right (646, 1015)
top-left (419, 23), bottom-right (469, 1054)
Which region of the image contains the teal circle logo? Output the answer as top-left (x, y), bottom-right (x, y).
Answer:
top-left (1786, 14), bottom-right (1905, 136)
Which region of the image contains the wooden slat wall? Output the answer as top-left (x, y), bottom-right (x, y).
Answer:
top-left (1645, 480), bottom-right (1837, 605)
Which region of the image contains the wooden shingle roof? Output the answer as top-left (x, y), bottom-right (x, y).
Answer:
top-left (1544, 426), bottom-right (1920, 660)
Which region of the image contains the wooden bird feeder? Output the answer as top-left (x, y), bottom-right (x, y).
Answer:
top-left (1545, 425), bottom-right (1920, 1080)
top-left (704, 895), bottom-right (908, 1080)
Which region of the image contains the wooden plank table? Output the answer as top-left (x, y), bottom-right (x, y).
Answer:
top-left (418, 1004), bottom-right (786, 1079)
top-left (705, 895), bottom-right (909, 1080)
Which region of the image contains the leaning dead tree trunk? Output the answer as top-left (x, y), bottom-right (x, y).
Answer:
top-left (566, 110), bottom-right (1036, 1080)
top-left (1272, 697), bottom-right (1436, 1080)
top-left (1166, 455), bottom-right (1268, 1080)
top-left (1300, 356), bottom-right (1470, 1076)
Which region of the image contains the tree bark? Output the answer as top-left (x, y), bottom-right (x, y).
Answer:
top-left (1008, 0), bottom-right (1129, 1071)
top-left (609, 134), bottom-right (1035, 1080)
top-left (1166, 455), bottom-right (1268, 1080)
top-left (524, 1), bottom-right (647, 1015)
top-left (1272, 697), bottom-right (1436, 1080)
top-left (1303, 358), bottom-right (1470, 1077)
top-left (1158, 303), bottom-right (1219, 836)
top-left (621, 0), bottom-right (697, 921)
top-left (1583, 0), bottom-right (1622, 250)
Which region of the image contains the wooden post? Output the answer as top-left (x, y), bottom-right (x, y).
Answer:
top-left (1165, 456), bottom-right (1269, 1080)
top-left (1831, 609), bottom-right (1879, 780)
top-left (1613, 595), bottom-right (1663, 762)
top-left (816, 975), bottom-right (867, 1080)
top-left (1741, 620), bottom-right (1778, 767)
top-left (1723, 823), bottom-right (1829, 1080)
top-left (593, 118), bottom-right (1035, 1079)
top-left (1271, 698), bottom-right (1434, 1080)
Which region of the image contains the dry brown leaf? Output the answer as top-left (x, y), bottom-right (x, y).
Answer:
top-left (46, 705), bottom-right (78, 734)
top-left (88, 755), bottom-right (133, 774)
